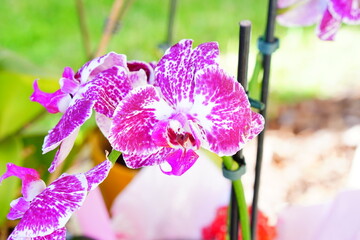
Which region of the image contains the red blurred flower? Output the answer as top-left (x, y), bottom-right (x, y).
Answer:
top-left (202, 206), bottom-right (277, 240)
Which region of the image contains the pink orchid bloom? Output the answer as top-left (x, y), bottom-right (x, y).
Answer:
top-left (277, 0), bottom-right (360, 40)
top-left (109, 39), bottom-right (264, 176)
top-left (31, 53), bottom-right (153, 172)
top-left (0, 159), bottom-right (112, 239)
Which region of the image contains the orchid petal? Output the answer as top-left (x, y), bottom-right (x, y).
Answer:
top-left (317, 8), bottom-right (342, 40)
top-left (109, 86), bottom-right (174, 155)
top-left (48, 128), bottom-right (80, 173)
top-left (59, 67), bottom-right (79, 94)
top-left (127, 60), bottom-right (155, 84)
top-left (328, 0), bottom-right (360, 24)
top-left (8, 227), bottom-right (66, 240)
top-left (0, 163), bottom-right (46, 201)
top-left (42, 96), bottom-right (95, 154)
top-left (76, 52), bottom-right (127, 84)
top-left (8, 197), bottom-right (30, 220)
top-left (85, 159), bottom-right (112, 192)
top-left (92, 66), bottom-right (146, 118)
top-left (10, 174), bottom-right (87, 238)
top-left (189, 66), bottom-right (264, 156)
top-left (95, 112), bottom-right (112, 138)
top-left (30, 80), bottom-right (71, 114)
top-left (122, 148), bottom-right (172, 169)
top-left (155, 39), bottom-right (219, 108)
top-left (277, 0), bottom-right (327, 26)
top-left (160, 149), bottom-right (199, 176)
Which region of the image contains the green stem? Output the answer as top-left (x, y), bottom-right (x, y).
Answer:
top-left (222, 156), bottom-right (251, 240)
top-left (248, 53), bottom-right (263, 101)
top-left (108, 149), bottom-right (121, 165)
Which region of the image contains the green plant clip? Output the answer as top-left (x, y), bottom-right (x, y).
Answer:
top-left (249, 98), bottom-right (265, 110)
top-left (222, 163), bottom-right (246, 181)
top-left (257, 37), bottom-right (279, 55)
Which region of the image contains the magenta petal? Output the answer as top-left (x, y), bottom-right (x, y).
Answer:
top-left (43, 98), bottom-right (95, 154)
top-left (109, 86), bottom-right (173, 155)
top-left (8, 197), bottom-right (30, 220)
top-left (190, 41), bottom-right (219, 72)
top-left (92, 66), bottom-right (145, 118)
top-left (34, 227), bottom-right (67, 240)
top-left (0, 163), bottom-right (46, 200)
top-left (85, 159), bottom-right (112, 192)
top-left (11, 174), bottom-right (87, 238)
top-left (277, 0), bottom-right (327, 26)
top-left (160, 149), bottom-right (199, 176)
top-left (76, 52), bottom-right (127, 83)
top-left (329, 0), bottom-right (360, 24)
top-left (122, 148), bottom-right (172, 169)
top-left (155, 40), bottom-right (219, 107)
top-left (59, 67), bottom-right (79, 94)
top-left (48, 128), bottom-right (80, 173)
top-left (317, 8), bottom-right (342, 40)
top-left (127, 60), bottom-right (155, 84)
top-left (9, 227), bottom-right (66, 240)
top-left (8, 227), bottom-right (66, 240)
top-left (190, 66), bottom-right (264, 156)
top-left (30, 81), bottom-right (71, 114)
top-left (248, 112), bottom-right (265, 140)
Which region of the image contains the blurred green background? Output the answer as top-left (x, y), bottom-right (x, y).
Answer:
top-left (0, 0), bottom-right (359, 232)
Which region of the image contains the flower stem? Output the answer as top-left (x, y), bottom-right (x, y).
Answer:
top-left (108, 149), bottom-right (121, 165)
top-left (248, 53), bottom-right (263, 100)
top-left (75, 0), bottom-right (92, 60)
top-left (94, 0), bottom-right (124, 57)
top-left (222, 156), bottom-right (251, 240)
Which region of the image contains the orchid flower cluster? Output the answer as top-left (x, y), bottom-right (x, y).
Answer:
top-left (277, 0), bottom-right (360, 40)
top-left (1, 39), bottom-right (264, 239)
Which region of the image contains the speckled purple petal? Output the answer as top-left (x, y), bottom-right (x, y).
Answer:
top-left (43, 96), bottom-right (95, 154)
top-left (92, 66), bottom-right (147, 118)
top-left (8, 227), bottom-right (66, 240)
top-left (76, 52), bottom-right (127, 84)
top-left (155, 39), bottom-right (219, 107)
top-left (277, 0), bottom-right (327, 26)
top-left (109, 86), bottom-right (174, 155)
top-left (160, 148), bottom-right (199, 176)
top-left (85, 159), bottom-right (112, 192)
top-left (189, 66), bottom-right (264, 156)
top-left (10, 174), bottom-right (87, 238)
top-left (8, 197), bottom-right (30, 220)
top-left (328, 0), bottom-right (360, 24)
top-left (30, 81), bottom-right (71, 114)
top-left (122, 147), bottom-right (172, 169)
top-left (127, 60), bottom-right (155, 84)
top-left (48, 128), bottom-right (80, 173)
top-left (0, 163), bottom-right (45, 201)
top-left (317, 8), bottom-right (342, 40)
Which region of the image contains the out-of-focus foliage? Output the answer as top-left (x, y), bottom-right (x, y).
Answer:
top-left (0, 137), bottom-right (22, 226)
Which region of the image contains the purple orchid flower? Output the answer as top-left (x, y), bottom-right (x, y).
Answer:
top-left (108, 39), bottom-right (264, 176)
top-left (277, 0), bottom-right (360, 40)
top-left (0, 159), bottom-right (112, 239)
top-left (31, 53), bottom-right (153, 172)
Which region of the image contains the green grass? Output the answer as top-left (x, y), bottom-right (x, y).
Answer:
top-left (0, 0), bottom-right (270, 69)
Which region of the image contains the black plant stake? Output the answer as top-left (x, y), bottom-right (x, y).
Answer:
top-left (228, 20), bottom-right (252, 240)
top-left (250, 0), bottom-right (279, 239)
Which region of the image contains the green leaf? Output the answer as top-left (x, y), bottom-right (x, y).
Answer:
top-left (0, 137), bottom-right (23, 226)
top-left (0, 70), bottom-right (57, 140)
